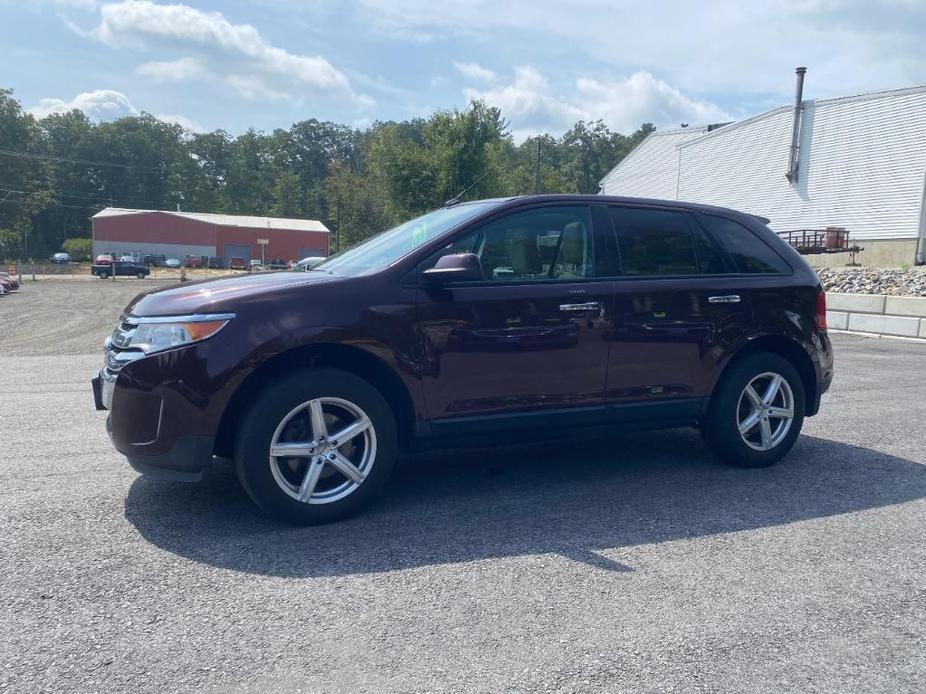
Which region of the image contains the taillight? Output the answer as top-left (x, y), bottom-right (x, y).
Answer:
top-left (816, 291), bottom-right (827, 331)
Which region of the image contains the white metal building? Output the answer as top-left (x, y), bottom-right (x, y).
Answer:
top-left (599, 82), bottom-right (926, 266)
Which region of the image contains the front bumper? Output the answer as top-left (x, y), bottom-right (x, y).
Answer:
top-left (93, 357), bottom-right (222, 482)
top-left (122, 433), bottom-right (215, 482)
top-left (91, 368), bottom-right (117, 411)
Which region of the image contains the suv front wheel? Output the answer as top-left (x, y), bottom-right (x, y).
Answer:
top-left (235, 368), bottom-right (398, 524)
top-left (701, 352), bottom-right (805, 467)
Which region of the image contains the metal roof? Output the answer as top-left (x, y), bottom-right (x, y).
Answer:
top-left (93, 207), bottom-right (330, 233)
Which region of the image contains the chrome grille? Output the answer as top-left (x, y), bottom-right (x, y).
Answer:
top-left (103, 315), bottom-right (143, 372)
top-left (109, 315), bottom-right (138, 348)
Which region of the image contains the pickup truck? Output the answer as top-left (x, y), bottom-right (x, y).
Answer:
top-left (91, 260), bottom-right (151, 279)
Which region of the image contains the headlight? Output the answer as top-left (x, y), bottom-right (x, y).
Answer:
top-left (124, 314), bottom-right (234, 354)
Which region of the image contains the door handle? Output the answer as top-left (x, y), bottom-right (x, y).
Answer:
top-left (559, 302), bottom-right (601, 312)
top-left (708, 295), bottom-right (741, 304)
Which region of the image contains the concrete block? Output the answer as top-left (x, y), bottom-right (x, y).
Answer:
top-left (885, 296), bottom-right (926, 318)
top-left (848, 312), bottom-right (921, 337)
top-left (826, 310), bottom-right (849, 330)
top-left (827, 292), bottom-right (886, 313)
top-left (920, 319), bottom-right (926, 339)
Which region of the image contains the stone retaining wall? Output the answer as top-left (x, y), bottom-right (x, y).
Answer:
top-left (805, 239), bottom-right (918, 269)
top-left (827, 292), bottom-right (926, 339)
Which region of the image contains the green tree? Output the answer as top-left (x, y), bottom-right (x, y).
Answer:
top-left (0, 88), bottom-right (51, 258)
top-left (61, 237), bottom-right (92, 261)
top-left (0, 87), bottom-right (660, 256)
top-left (269, 171), bottom-right (305, 218)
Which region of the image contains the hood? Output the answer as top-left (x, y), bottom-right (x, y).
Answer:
top-left (126, 271), bottom-right (341, 317)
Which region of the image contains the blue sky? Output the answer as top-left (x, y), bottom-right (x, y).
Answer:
top-left (2, 0), bottom-right (924, 140)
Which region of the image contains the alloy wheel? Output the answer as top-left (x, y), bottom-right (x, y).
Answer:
top-left (737, 372), bottom-right (795, 451)
top-left (269, 396), bottom-right (377, 504)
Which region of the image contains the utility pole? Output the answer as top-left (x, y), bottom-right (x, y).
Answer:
top-left (335, 192), bottom-right (341, 255)
top-left (534, 139), bottom-right (542, 194)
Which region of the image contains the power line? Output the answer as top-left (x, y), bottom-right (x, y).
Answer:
top-left (0, 190), bottom-right (108, 211)
top-left (0, 147), bottom-right (171, 172)
top-left (0, 197), bottom-right (106, 211)
top-left (0, 181), bottom-right (158, 203)
top-left (0, 185), bottom-right (163, 208)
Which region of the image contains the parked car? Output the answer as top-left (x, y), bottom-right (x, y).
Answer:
top-left (207, 257), bottom-right (226, 269)
top-left (183, 255), bottom-right (203, 268)
top-left (90, 260), bottom-right (151, 279)
top-left (268, 257), bottom-right (289, 270)
top-left (0, 271), bottom-right (20, 291)
top-left (95, 254), bottom-right (114, 266)
top-left (228, 257), bottom-right (247, 270)
top-left (0, 275), bottom-right (18, 293)
top-left (293, 256), bottom-right (326, 272)
top-left (164, 258), bottom-right (181, 269)
top-left (143, 254), bottom-right (166, 267)
top-left (51, 252), bottom-right (70, 264)
top-left (93, 195), bottom-right (834, 525)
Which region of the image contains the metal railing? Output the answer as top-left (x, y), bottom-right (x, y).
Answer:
top-left (776, 228), bottom-right (852, 254)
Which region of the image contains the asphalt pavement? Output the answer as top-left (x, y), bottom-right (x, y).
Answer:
top-left (1, 280), bottom-right (924, 692)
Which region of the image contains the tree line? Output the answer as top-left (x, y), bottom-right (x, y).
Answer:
top-left (0, 87), bottom-right (654, 260)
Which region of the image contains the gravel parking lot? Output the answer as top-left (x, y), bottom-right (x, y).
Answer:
top-left (1, 279), bottom-right (924, 692)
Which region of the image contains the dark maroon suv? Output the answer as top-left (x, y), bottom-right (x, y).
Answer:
top-left (92, 195), bottom-right (833, 524)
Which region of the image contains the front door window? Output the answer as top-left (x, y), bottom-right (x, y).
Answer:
top-left (430, 206), bottom-right (600, 282)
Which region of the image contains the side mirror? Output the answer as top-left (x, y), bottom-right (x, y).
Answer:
top-left (422, 253), bottom-right (483, 284)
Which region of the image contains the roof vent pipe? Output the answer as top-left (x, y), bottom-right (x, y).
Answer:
top-left (786, 67), bottom-right (807, 183)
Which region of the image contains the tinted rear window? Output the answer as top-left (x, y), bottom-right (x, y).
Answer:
top-left (698, 215), bottom-right (790, 274)
top-left (609, 207), bottom-right (697, 276)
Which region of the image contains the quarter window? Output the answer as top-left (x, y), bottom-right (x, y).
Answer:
top-left (698, 215), bottom-right (790, 274)
top-left (431, 206), bottom-right (596, 282)
top-left (609, 207), bottom-right (698, 276)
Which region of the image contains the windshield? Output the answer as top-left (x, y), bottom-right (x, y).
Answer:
top-left (316, 201), bottom-right (501, 276)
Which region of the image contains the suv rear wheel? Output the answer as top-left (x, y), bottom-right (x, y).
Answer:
top-left (234, 368), bottom-right (397, 524)
top-left (701, 352), bottom-right (805, 467)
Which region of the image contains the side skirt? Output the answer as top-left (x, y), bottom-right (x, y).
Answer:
top-left (410, 398), bottom-right (704, 452)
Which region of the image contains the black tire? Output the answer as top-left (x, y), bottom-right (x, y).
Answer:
top-left (234, 368), bottom-right (398, 525)
top-left (136, 271), bottom-right (146, 279)
top-left (99, 272), bottom-right (109, 280)
top-left (701, 352), bottom-right (805, 468)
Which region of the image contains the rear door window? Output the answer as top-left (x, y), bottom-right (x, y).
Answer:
top-left (697, 215), bottom-right (791, 274)
top-left (608, 207), bottom-right (698, 276)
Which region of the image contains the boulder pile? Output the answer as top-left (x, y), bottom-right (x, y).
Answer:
top-left (816, 266), bottom-right (926, 297)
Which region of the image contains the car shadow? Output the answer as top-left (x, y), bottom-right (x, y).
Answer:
top-left (124, 430), bottom-right (926, 577)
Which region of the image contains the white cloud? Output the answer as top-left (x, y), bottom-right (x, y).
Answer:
top-left (86, 0), bottom-right (366, 105)
top-left (453, 61), bottom-right (496, 82)
top-left (136, 56), bottom-right (206, 82)
top-left (224, 74), bottom-right (294, 103)
top-left (464, 67), bottom-right (731, 141)
top-left (28, 89), bottom-right (139, 119)
top-left (574, 72), bottom-right (732, 133)
top-left (464, 66), bottom-right (582, 140)
top-left (155, 113), bottom-right (205, 132)
top-left (42, 0), bottom-right (100, 9)
top-left (27, 89), bottom-right (203, 131)
top-left (359, 0), bottom-right (926, 101)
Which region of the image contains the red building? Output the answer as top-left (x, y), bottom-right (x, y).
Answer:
top-left (92, 208), bottom-right (329, 264)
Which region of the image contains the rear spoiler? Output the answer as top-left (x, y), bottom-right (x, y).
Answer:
top-left (750, 214), bottom-right (771, 225)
